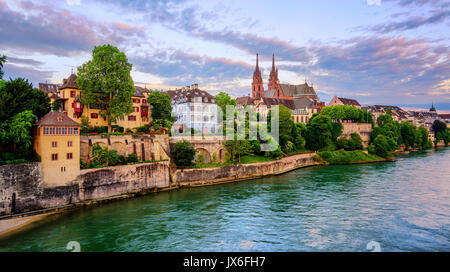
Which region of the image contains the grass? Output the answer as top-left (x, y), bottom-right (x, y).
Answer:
top-left (239, 155), bottom-right (276, 164)
top-left (318, 149), bottom-right (384, 165)
top-left (186, 155), bottom-right (276, 169)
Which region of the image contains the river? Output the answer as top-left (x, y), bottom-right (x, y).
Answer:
top-left (0, 148), bottom-right (449, 252)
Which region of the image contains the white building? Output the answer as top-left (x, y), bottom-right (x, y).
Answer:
top-left (168, 84), bottom-right (219, 135)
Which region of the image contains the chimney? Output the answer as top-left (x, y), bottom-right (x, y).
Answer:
top-left (186, 85), bottom-right (190, 90)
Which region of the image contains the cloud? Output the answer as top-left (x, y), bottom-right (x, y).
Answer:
top-left (302, 36), bottom-right (450, 104)
top-left (3, 63), bottom-right (54, 87)
top-left (66, 0), bottom-right (81, 5)
top-left (367, 0), bottom-right (381, 6)
top-left (5, 56), bottom-right (45, 66)
top-left (132, 49), bottom-right (253, 87)
top-left (384, 0), bottom-right (450, 7)
top-left (0, 1), bottom-right (147, 56)
top-left (370, 10), bottom-right (450, 33)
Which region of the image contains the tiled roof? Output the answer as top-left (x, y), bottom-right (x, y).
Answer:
top-left (263, 89), bottom-right (276, 98)
top-left (236, 96), bottom-right (254, 106)
top-left (169, 87), bottom-right (216, 104)
top-left (439, 114), bottom-right (450, 120)
top-left (337, 97), bottom-right (361, 106)
top-left (36, 111), bottom-right (81, 127)
top-left (261, 97), bottom-right (295, 109)
top-left (134, 86), bottom-right (150, 97)
top-left (60, 74), bottom-right (78, 90)
top-left (279, 83), bottom-right (317, 97)
top-left (38, 83), bottom-right (60, 94)
top-left (293, 97), bottom-right (315, 109)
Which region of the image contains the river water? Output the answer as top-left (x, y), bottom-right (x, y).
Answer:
top-left (0, 148), bottom-right (449, 252)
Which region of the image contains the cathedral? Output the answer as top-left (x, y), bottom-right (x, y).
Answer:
top-left (237, 54), bottom-right (325, 123)
top-left (251, 54), bottom-right (319, 101)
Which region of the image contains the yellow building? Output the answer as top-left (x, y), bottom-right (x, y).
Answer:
top-left (40, 74), bottom-right (152, 131)
top-left (33, 111), bottom-right (81, 187)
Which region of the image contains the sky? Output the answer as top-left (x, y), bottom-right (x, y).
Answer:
top-left (1, 0), bottom-right (449, 111)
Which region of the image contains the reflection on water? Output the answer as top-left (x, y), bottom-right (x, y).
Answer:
top-left (0, 148), bottom-right (449, 252)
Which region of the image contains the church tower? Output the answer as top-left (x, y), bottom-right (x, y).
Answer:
top-left (268, 54), bottom-right (279, 91)
top-left (252, 54), bottom-right (264, 99)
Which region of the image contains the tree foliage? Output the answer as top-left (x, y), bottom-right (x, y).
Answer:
top-left (77, 45), bottom-right (135, 132)
top-left (0, 78), bottom-right (50, 123)
top-left (147, 91), bottom-right (175, 122)
top-left (224, 139), bottom-right (253, 163)
top-left (0, 110), bottom-right (36, 154)
top-left (0, 55), bottom-right (5, 79)
top-left (215, 92), bottom-right (236, 120)
top-left (305, 114), bottom-right (335, 151)
top-left (171, 140), bottom-right (196, 168)
top-left (320, 105), bottom-right (374, 125)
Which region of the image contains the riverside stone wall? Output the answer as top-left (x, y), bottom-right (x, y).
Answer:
top-left (0, 161), bottom-right (170, 216)
top-left (78, 161), bottom-right (170, 201)
top-left (0, 162), bottom-right (43, 215)
top-left (173, 153), bottom-right (319, 186)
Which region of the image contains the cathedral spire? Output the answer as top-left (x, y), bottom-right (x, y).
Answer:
top-left (272, 54), bottom-right (275, 72)
top-left (252, 53), bottom-right (264, 99)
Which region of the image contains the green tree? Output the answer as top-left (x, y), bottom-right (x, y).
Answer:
top-left (224, 140), bottom-right (252, 163)
top-left (215, 92), bottom-right (236, 120)
top-left (431, 120), bottom-right (447, 138)
top-left (172, 140), bottom-right (196, 168)
top-left (147, 91), bottom-right (175, 121)
top-left (351, 133), bottom-right (363, 150)
top-left (0, 110), bottom-right (36, 153)
top-left (369, 135), bottom-right (392, 158)
top-left (267, 105), bottom-right (293, 151)
top-left (51, 100), bottom-right (62, 111)
top-left (416, 127), bottom-right (431, 150)
top-left (305, 114), bottom-right (334, 151)
top-left (0, 78), bottom-right (50, 123)
top-left (77, 45), bottom-right (135, 132)
top-left (0, 55), bottom-right (5, 79)
top-left (400, 121), bottom-right (416, 150)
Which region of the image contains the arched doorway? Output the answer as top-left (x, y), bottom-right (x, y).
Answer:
top-left (195, 148), bottom-right (212, 164)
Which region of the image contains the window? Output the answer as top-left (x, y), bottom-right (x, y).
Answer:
top-left (132, 98), bottom-right (140, 103)
top-left (44, 127), bottom-right (49, 135)
top-left (142, 99), bottom-right (147, 104)
top-left (70, 91), bottom-right (75, 98)
top-left (91, 113), bottom-right (98, 119)
top-left (67, 141), bottom-right (72, 147)
top-left (52, 141), bottom-right (57, 148)
top-left (68, 128), bottom-right (73, 135)
top-left (73, 113), bottom-right (77, 118)
top-left (50, 127), bottom-right (55, 135)
top-left (134, 107), bottom-right (139, 112)
top-left (56, 127), bottom-right (62, 135)
top-left (62, 127), bottom-right (67, 135)
top-left (74, 128), bottom-right (79, 135)
top-left (128, 115), bottom-right (136, 121)
top-left (61, 166), bottom-right (66, 172)
top-left (51, 154), bottom-right (58, 161)
top-left (67, 153), bottom-right (73, 159)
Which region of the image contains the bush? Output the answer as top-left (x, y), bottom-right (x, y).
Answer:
top-left (318, 150), bottom-right (382, 165)
top-left (195, 153), bottom-right (205, 165)
top-left (369, 134), bottom-right (392, 158)
top-left (172, 140), bottom-right (196, 168)
top-left (136, 126), bottom-right (149, 133)
top-left (126, 153), bottom-right (139, 163)
top-left (111, 125), bottom-right (124, 133)
top-left (212, 152), bottom-right (218, 164)
top-left (80, 159), bottom-right (87, 169)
